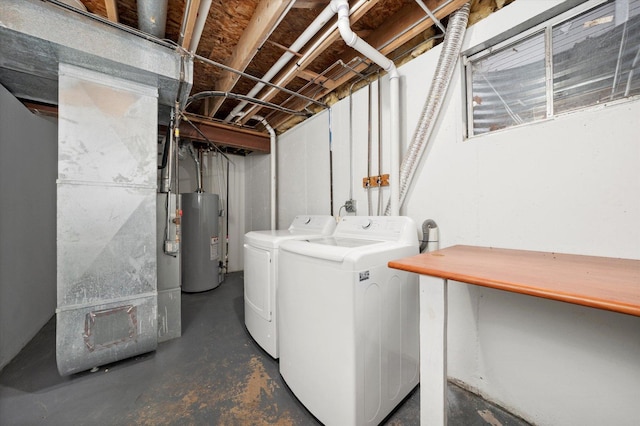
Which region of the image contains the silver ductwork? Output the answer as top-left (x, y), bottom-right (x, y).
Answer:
top-left (386, 2), bottom-right (471, 214)
top-left (0, 0), bottom-right (192, 116)
top-left (137, 0), bottom-right (168, 38)
top-left (56, 64), bottom-right (159, 376)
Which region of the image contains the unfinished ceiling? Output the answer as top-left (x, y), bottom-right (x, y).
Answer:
top-left (13, 0), bottom-right (515, 150)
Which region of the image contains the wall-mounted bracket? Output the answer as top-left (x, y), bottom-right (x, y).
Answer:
top-left (362, 174), bottom-right (390, 188)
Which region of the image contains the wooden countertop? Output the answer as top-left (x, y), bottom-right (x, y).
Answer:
top-left (389, 245), bottom-right (640, 317)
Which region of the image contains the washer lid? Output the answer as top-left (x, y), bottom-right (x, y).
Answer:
top-left (245, 229), bottom-right (330, 249)
top-left (279, 238), bottom-right (392, 263)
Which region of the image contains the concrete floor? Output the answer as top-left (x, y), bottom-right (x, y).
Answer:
top-left (0, 271), bottom-right (531, 425)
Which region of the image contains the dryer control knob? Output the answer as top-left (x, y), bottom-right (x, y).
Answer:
top-left (362, 219), bottom-right (372, 229)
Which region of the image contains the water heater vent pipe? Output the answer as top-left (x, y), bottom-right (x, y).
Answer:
top-left (187, 143), bottom-right (203, 193)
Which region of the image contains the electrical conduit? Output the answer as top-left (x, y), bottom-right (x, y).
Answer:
top-left (332, 0), bottom-right (401, 216)
top-left (385, 2), bottom-right (470, 214)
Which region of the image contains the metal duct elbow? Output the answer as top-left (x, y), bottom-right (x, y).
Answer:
top-left (137, 0), bottom-right (168, 38)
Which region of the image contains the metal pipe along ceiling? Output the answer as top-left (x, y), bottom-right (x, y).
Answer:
top-left (385, 2), bottom-right (471, 215)
top-left (224, 2), bottom-right (338, 122)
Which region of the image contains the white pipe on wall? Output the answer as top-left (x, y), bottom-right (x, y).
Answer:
top-left (254, 115), bottom-right (277, 230)
top-left (332, 0), bottom-right (401, 215)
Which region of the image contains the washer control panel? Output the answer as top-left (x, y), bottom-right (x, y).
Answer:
top-left (289, 215), bottom-right (337, 234)
top-left (335, 216), bottom-right (417, 244)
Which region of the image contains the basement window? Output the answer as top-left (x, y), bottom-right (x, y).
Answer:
top-left (465, 0), bottom-right (640, 137)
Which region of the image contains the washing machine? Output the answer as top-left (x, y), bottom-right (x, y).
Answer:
top-left (278, 216), bottom-right (420, 426)
top-left (243, 215), bottom-right (336, 359)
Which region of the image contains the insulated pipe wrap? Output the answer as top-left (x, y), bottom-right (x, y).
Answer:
top-left (385, 2), bottom-right (470, 214)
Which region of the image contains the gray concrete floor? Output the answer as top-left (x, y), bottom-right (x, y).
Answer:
top-left (0, 271), bottom-right (531, 425)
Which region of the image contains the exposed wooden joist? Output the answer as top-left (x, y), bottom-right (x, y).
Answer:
top-left (180, 0), bottom-right (202, 50)
top-left (104, 0), bottom-right (119, 23)
top-left (206, 0), bottom-right (296, 118)
top-left (293, 0), bottom-right (330, 8)
top-left (237, 0), bottom-right (381, 125)
top-left (297, 69), bottom-right (328, 84)
top-left (179, 114), bottom-right (271, 153)
top-left (19, 102), bottom-right (267, 152)
top-left (267, 0), bottom-right (469, 130)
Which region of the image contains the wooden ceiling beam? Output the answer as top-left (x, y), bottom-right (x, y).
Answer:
top-left (267, 0), bottom-right (468, 130)
top-left (297, 69), bottom-right (328, 84)
top-left (18, 102), bottom-right (268, 153)
top-left (293, 0), bottom-right (331, 8)
top-left (206, 0), bottom-right (296, 118)
top-left (179, 114), bottom-right (270, 153)
top-left (22, 101), bottom-right (59, 117)
top-left (104, 0), bottom-right (119, 22)
top-left (237, 0), bottom-right (381, 125)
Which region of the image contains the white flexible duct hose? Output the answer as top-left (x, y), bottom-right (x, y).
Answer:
top-left (385, 2), bottom-right (470, 215)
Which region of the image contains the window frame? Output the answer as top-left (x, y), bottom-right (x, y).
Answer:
top-left (462, 0), bottom-right (640, 139)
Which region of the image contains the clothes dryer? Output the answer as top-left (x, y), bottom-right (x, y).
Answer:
top-left (278, 216), bottom-right (419, 426)
top-left (243, 215), bottom-right (336, 358)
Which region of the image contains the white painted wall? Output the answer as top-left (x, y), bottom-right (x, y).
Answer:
top-left (276, 110), bottom-right (332, 229)
top-left (244, 152), bottom-right (271, 233)
top-left (271, 1), bottom-right (640, 424)
top-left (0, 84), bottom-right (57, 371)
top-left (179, 151), bottom-right (245, 272)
